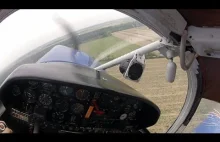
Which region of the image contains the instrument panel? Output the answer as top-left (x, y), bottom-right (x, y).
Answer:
top-left (2, 79), bottom-right (147, 133)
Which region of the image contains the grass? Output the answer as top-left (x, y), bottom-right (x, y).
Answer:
top-left (79, 35), bottom-right (152, 63)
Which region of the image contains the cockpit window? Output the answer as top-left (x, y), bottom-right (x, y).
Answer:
top-left (0, 9), bottom-right (188, 133)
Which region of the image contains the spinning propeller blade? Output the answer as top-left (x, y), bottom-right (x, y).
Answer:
top-left (53, 15), bottom-right (79, 52)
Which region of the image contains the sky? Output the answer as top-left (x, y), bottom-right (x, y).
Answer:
top-left (0, 9), bottom-right (128, 69)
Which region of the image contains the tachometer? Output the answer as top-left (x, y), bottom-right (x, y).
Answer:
top-left (76, 89), bottom-right (90, 101)
top-left (71, 103), bottom-right (84, 114)
top-left (59, 86), bottom-right (73, 96)
top-left (39, 93), bottom-right (52, 106)
top-left (24, 88), bottom-right (36, 103)
top-left (55, 99), bottom-right (69, 112)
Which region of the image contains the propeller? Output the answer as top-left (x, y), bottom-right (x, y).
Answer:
top-left (53, 15), bottom-right (79, 54)
top-left (53, 15), bottom-right (96, 67)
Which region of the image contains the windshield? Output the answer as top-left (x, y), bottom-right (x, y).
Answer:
top-left (0, 9), bottom-right (160, 69)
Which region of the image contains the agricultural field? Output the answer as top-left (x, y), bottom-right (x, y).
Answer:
top-left (80, 36), bottom-right (140, 63)
top-left (78, 25), bottom-right (211, 133)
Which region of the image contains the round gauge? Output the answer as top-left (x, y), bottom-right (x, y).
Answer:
top-left (52, 112), bottom-right (64, 123)
top-left (12, 85), bottom-right (21, 96)
top-left (28, 81), bottom-right (39, 89)
top-left (39, 93), bottom-right (52, 106)
top-left (71, 103), bottom-right (84, 114)
top-left (24, 89), bottom-right (36, 103)
top-left (55, 99), bottom-right (69, 112)
top-left (42, 83), bottom-right (55, 93)
top-left (76, 89), bottom-right (90, 101)
top-left (59, 86), bottom-right (73, 96)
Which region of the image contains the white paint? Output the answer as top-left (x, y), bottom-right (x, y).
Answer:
top-left (180, 30), bottom-right (197, 71)
top-left (188, 26), bottom-right (220, 58)
top-left (166, 60), bottom-right (176, 83)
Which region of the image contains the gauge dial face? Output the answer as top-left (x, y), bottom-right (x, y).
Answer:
top-left (28, 81), bottom-right (39, 89)
top-left (59, 86), bottom-right (73, 96)
top-left (71, 103), bottom-right (84, 114)
top-left (24, 89), bottom-right (36, 103)
top-left (42, 83), bottom-right (55, 93)
top-left (52, 112), bottom-right (64, 123)
top-left (76, 89), bottom-right (90, 101)
top-left (39, 94), bottom-right (52, 106)
top-left (12, 85), bottom-right (21, 96)
top-left (55, 99), bottom-right (69, 112)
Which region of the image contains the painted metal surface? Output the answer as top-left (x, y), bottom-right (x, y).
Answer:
top-left (37, 45), bottom-right (95, 67)
top-left (188, 26), bottom-right (220, 59)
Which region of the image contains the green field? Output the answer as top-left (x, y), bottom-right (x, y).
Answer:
top-left (79, 35), bottom-right (160, 64)
top-left (79, 36), bottom-right (140, 63)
